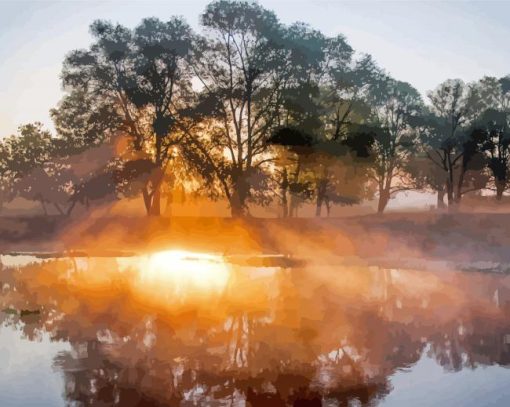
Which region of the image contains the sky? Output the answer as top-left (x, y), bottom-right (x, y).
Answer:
top-left (1, 0), bottom-right (510, 137)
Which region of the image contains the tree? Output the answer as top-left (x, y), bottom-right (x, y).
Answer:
top-left (325, 54), bottom-right (383, 141)
top-left (271, 26), bottom-right (378, 217)
top-left (0, 123), bottom-right (59, 213)
top-left (474, 75), bottom-right (510, 112)
top-left (471, 76), bottom-right (510, 200)
top-left (423, 79), bottom-right (483, 206)
top-left (311, 137), bottom-right (369, 216)
top-left (60, 17), bottom-right (195, 215)
top-left (51, 89), bottom-right (121, 154)
top-left (368, 78), bottom-right (423, 213)
top-left (187, 0), bottom-right (291, 216)
top-left (273, 23), bottom-right (336, 217)
top-left (406, 154), bottom-right (448, 209)
top-left (471, 110), bottom-right (510, 200)
top-left (267, 127), bottom-right (315, 217)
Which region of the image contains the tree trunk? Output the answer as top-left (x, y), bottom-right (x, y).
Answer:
top-left (67, 200), bottom-right (77, 216)
top-left (39, 198), bottom-right (48, 216)
top-left (230, 187), bottom-right (245, 217)
top-left (281, 169), bottom-right (289, 218)
top-left (53, 203), bottom-right (64, 215)
top-left (142, 168), bottom-right (164, 216)
top-left (142, 187), bottom-right (151, 215)
top-left (289, 160), bottom-right (302, 218)
top-left (446, 152), bottom-right (455, 207)
top-left (289, 193), bottom-right (299, 217)
top-left (149, 187), bottom-right (161, 216)
top-left (377, 188), bottom-right (390, 214)
top-left (315, 178), bottom-right (327, 217)
top-left (315, 197), bottom-right (322, 217)
top-left (437, 188), bottom-right (446, 209)
top-left (454, 168), bottom-right (465, 204)
top-left (230, 199), bottom-right (244, 217)
top-left (496, 179), bottom-right (505, 201)
top-left (281, 191), bottom-right (288, 218)
top-left (164, 190), bottom-right (173, 216)
top-left (230, 172), bottom-right (248, 217)
top-left (446, 178), bottom-right (454, 207)
top-left (325, 199), bottom-right (331, 217)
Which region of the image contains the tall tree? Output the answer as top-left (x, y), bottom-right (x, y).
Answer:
top-left (423, 79), bottom-right (483, 206)
top-left (472, 110), bottom-right (510, 200)
top-left (472, 76), bottom-right (510, 200)
top-left (186, 0), bottom-right (291, 216)
top-left (60, 17), bottom-right (194, 215)
top-left (369, 78), bottom-right (423, 213)
top-left (277, 23), bottom-right (339, 217)
top-left (274, 26), bottom-right (378, 217)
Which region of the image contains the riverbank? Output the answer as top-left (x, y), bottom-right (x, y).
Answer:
top-left (0, 212), bottom-right (508, 266)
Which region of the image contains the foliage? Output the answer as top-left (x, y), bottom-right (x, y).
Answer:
top-left (3, 1), bottom-right (510, 216)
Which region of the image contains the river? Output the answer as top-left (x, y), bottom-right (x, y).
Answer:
top-left (1, 251), bottom-right (510, 406)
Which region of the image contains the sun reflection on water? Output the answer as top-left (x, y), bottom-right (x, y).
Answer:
top-left (139, 250), bottom-right (231, 297)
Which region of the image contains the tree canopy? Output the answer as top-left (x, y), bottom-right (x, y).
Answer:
top-left (2, 0), bottom-right (510, 217)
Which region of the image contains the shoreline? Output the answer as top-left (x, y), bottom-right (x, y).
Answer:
top-left (0, 212), bottom-right (509, 267)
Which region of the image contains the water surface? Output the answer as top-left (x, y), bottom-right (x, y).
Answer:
top-left (1, 252), bottom-right (510, 406)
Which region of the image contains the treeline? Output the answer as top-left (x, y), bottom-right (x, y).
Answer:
top-left (1, 0), bottom-right (510, 217)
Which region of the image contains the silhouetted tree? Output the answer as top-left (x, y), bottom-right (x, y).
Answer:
top-left (422, 79), bottom-right (483, 206)
top-left (60, 17), bottom-right (195, 215)
top-left (186, 0), bottom-right (291, 216)
top-left (268, 127), bottom-right (315, 217)
top-left (368, 78), bottom-right (423, 213)
top-left (51, 89), bottom-right (121, 154)
top-left (469, 110), bottom-right (510, 200)
top-left (0, 123), bottom-right (61, 213)
top-left (406, 154), bottom-right (448, 209)
top-left (472, 76), bottom-right (510, 200)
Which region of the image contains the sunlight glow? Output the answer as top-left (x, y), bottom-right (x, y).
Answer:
top-left (140, 250), bottom-right (231, 297)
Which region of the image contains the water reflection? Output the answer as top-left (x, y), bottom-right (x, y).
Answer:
top-left (1, 253), bottom-right (510, 406)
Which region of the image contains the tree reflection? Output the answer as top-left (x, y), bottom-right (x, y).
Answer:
top-left (1, 257), bottom-right (510, 405)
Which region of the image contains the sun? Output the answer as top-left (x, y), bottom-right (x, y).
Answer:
top-left (139, 250), bottom-right (231, 297)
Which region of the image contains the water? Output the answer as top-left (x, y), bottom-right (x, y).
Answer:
top-left (1, 253), bottom-right (510, 406)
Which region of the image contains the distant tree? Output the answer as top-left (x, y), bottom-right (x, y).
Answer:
top-left (368, 78), bottom-right (423, 213)
top-left (470, 109), bottom-right (510, 200)
top-left (311, 137), bottom-right (371, 216)
top-left (270, 26), bottom-right (378, 217)
top-left (66, 171), bottom-right (117, 215)
top-left (325, 54), bottom-right (384, 140)
top-left (269, 125), bottom-right (373, 217)
top-left (474, 75), bottom-right (510, 112)
top-left (422, 79), bottom-right (484, 206)
top-left (267, 127), bottom-right (315, 217)
top-left (0, 123), bottom-right (62, 214)
top-left (406, 154), bottom-right (448, 209)
top-left (275, 23), bottom-right (338, 217)
top-left (15, 165), bottom-right (73, 215)
top-left (471, 76), bottom-right (510, 200)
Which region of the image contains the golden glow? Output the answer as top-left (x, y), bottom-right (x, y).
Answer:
top-left (139, 250), bottom-right (231, 297)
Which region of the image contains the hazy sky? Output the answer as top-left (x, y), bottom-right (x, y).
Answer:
top-left (1, 0), bottom-right (510, 137)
